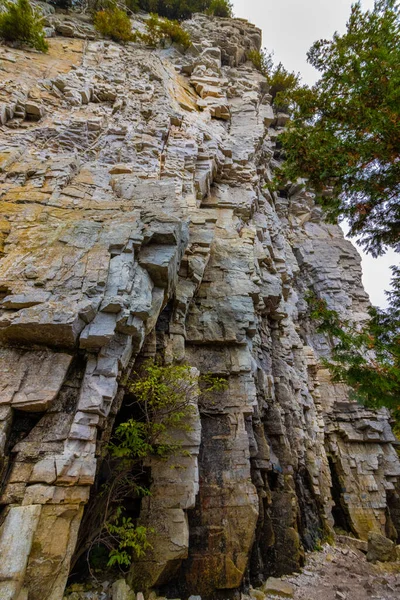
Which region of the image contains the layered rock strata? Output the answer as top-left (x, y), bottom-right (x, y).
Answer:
top-left (0, 12), bottom-right (399, 600)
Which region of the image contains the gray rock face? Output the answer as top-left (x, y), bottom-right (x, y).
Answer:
top-left (0, 12), bottom-right (399, 600)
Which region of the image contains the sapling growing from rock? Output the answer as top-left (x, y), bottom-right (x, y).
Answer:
top-left (74, 359), bottom-right (227, 572)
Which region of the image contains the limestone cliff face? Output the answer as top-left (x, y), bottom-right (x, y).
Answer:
top-left (0, 12), bottom-right (399, 600)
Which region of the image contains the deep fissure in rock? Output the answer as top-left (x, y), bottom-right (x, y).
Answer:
top-left (328, 456), bottom-right (352, 534)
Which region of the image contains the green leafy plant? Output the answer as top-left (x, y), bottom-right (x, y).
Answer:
top-left (277, 0), bottom-right (400, 257)
top-left (110, 361), bottom-right (200, 460)
top-left (75, 359), bottom-right (227, 572)
top-left (133, 13), bottom-right (191, 48)
top-left (94, 5), bottom-right (134, 43)
top-left (0, 0), bottom-right (48, 52)
top-left (106, 508), bottom-right (152, 567)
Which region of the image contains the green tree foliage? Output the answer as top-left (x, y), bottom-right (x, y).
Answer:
top-left (277, 1), bottom-right (400, 257)
top-left (248, 48), bottom-right (301, 111)
top-left (308, 287), bottom-right (400, 412)
top-left (307, 268), bottom-right (400, 444)
top-left (0, 0), bottom-right (48, 52)
top-left (94, 5), bottom-right (135, 43)
top-left (268, 65), bottom-right (301, 111)
top-left (387, 266), bottom-right (400, 315)
top-left (270, 1), bottom-right (400, 430)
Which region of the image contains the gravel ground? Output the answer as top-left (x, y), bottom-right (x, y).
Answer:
top-left (279, 542), bottom-right (400, 600)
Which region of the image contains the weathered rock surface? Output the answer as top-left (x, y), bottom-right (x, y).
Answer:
top-left (0, 10), bottom-right (399, 600)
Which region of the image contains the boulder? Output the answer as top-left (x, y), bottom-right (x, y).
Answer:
top-left (55, 22), bottom-right (75, 37)
top-left (336, 535), bottom-right (368, 553)
top-left (250, 589), bottom-right (265, 600)
top-left (261, 577), bottom-right (294, 598)
top-left (24, 102), bottom-right (45, 121)
top-left (112, 579), bottom-right (135, 600)
top-left (366, 532), bottom-right (397, 563)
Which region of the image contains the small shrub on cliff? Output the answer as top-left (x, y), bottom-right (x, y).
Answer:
top-left (110, 361), bottom-right (199, 460)
top-left (248, 48), bottom-right (300, 110)
top-left (207, 0), bottom-right (233, 17)
top-left (94, 5), bottom-right (134, 43)
top-left (268, 64), bottom-right (301, 107)
top-left (132, 0), bottom-right (233, 20)
top-left (133, 13), bottom-right (191, 48)
top-left (248, 48), bottom-right (273, 76)
top-left (0, 0), bottom-right (48, 52)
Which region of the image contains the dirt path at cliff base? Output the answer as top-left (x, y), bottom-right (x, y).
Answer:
top-left (278, 542), bottom-right (400, 600)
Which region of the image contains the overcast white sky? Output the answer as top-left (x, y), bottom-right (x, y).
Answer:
top-left (232, 0), bottom-right (397, 308)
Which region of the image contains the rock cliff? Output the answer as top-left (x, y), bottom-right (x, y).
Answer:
top-left (0, 11), bottom-right (399, 600)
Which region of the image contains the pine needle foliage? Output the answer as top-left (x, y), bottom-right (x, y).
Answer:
top-left (0, 0), bottom-right (48, 52)
top-left (307, 281), bottom-right (400, 414)
top-left (277, 0), bottom-right (400, 257)
top-left (267, 1), bottom-right (400, 440)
